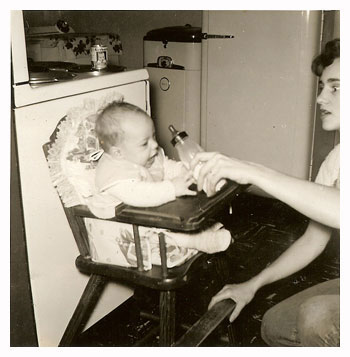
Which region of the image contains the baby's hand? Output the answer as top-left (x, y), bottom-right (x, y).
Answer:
top-left (171, 172), bottom-right (197, 197)
top-left (179, 163), bottom-right (191, 177)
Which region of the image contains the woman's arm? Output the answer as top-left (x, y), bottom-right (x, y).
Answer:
top-left (249, 220), bottom-right (332, 288)
top-left (253, 165), bottom-right (339, 229)
top-left (191, 152), bottom-right (340, 229)
top-left (208, 220), bottom-right (333, 322)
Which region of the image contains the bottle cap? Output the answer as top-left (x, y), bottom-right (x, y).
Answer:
top-left (169, 125), bottom-right (188, 147)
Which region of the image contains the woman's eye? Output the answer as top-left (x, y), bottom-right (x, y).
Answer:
top-left (332, 86), bottom-right (339, 93)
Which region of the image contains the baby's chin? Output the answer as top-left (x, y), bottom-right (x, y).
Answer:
top-left (144, 158), bottom-right (155, 168)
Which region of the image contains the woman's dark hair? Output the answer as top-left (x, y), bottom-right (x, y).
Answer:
top-left (311, 38), bottom-right (340, 76)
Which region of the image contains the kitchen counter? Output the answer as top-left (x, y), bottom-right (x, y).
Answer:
top-left (13, 68), bottom-right (149, 108)
top-left (29, 64), bottom-right (126, 86)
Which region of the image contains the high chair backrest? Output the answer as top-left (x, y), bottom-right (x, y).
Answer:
top-left (43, 135), bottom-right (91, 258)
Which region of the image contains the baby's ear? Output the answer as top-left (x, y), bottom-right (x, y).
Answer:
top-left (110, 146), bottom-right (122, 158)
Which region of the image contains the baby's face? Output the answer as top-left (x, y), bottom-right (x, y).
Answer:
top-left (117, 113), bottom-right (159, 168)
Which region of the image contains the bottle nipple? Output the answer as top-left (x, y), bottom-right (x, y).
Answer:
top-left (169, 124), bottom-right (188, 147)
top-left (168, 125), bottom-right (178, 136)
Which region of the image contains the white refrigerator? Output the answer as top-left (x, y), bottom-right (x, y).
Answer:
top-left (201, 10), bottom-right (322, 180)
top-left (11, 11), bottom-right (150, 346)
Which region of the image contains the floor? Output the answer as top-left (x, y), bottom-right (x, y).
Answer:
top-left (73, 192), bottom-right (340, 347)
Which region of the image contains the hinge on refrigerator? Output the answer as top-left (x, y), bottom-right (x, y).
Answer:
top-left (202, 33), bottom-right (234, 39)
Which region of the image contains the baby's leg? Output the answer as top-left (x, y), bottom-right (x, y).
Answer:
top-left (165, 223), bottom-right (232, 254)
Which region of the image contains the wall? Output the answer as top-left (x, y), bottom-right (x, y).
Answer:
top-left (23, 10), bottom-right (202, 69)
top-left (334, 10), bottom-right (340, 38)
top-left (201, 10), bottom-right (322, 180)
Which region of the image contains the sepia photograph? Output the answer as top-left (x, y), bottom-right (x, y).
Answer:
top-left (9, 3), bottom-right (344, 350)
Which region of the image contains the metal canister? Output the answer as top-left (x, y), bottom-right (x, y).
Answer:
top-left (91, 44), bottom-right (108, 70)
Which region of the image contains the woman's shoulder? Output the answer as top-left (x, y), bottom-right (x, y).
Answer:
top-left (327, 143), bottom-right (340, 156)
top-left (315, 143), bottom-right (340, 187)
top-left (324, 143), bottom-right (340, 167)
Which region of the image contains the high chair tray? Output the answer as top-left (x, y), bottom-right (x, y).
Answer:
top-left (75, 181), bottom-right (247, 232)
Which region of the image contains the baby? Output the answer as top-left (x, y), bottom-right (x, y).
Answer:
top-left (86, 101), bottom-right (231, 269)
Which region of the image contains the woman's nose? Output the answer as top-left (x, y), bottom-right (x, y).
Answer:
top-left (317, 88), bottom-right (328, 105)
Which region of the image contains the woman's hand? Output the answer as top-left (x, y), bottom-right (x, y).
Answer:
top-left (208, 280), bottom-right (258, 323)
top-left (190, 152), bottom-right (261, 196)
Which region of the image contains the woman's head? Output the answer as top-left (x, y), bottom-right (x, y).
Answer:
top-left (311, 39), bottom-right (340, 77)
top-left (312, 39), bottom-right (340, 131)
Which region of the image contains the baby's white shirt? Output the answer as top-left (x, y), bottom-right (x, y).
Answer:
top-left (88, 149), bottom-right (185, 218)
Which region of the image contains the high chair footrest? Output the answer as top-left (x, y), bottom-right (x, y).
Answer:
top-left (75, 253), bottom-right (207, 290)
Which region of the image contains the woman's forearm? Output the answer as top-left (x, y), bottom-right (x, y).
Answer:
top-left (191, 153), bottom-right (339, 229)
top-left (248, 220), bottom-right (332, 292)
top-left (250, 164), bottom-right (340, 229)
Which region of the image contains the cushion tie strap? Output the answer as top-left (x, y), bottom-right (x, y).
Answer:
top-left (89, 149), bottom-right (104, 161)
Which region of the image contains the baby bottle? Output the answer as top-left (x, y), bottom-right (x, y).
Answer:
top-left (168, 125), bottom-right (203, 169)
top-left (168, 125), bottom-right (226, 193)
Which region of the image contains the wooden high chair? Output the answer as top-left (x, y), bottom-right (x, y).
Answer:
top-left (43, 119), bottom-right (245, 347)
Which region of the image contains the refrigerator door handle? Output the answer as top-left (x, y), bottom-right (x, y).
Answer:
top-left (202, 33), bottom-right (234, 39)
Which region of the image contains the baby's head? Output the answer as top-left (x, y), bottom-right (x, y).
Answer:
top-left (95, 101), bottom-right (159, 168)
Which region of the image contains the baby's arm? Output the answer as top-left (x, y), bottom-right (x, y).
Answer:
top-left (103, 176), bottom-right (195, 207)
top-left (103, 180), bottom-right (176, 207)
top-left (163, 156), bottom-right (190, 180)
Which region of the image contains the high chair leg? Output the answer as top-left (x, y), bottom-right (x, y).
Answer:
top-left (59, 274), bottom-right (108, 346)
top-left (159, 290), bottom-right (176, 346)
